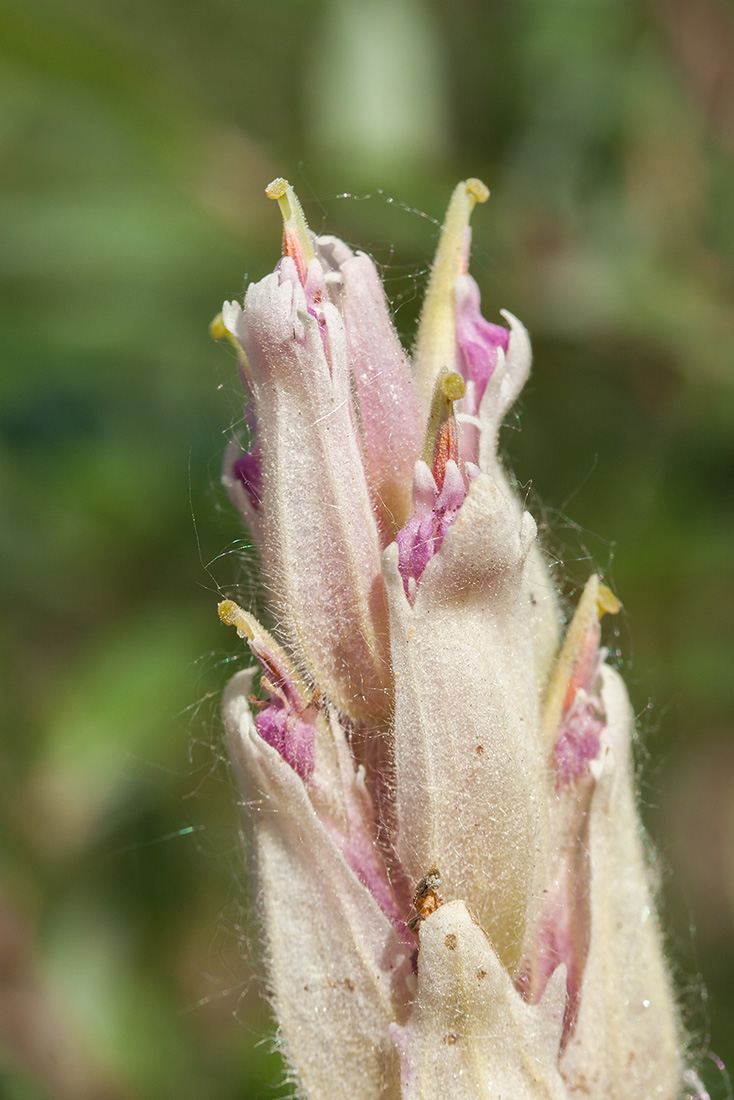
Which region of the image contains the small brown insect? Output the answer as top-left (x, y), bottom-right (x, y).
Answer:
top-left (408, 866), bottom-right (443, 931)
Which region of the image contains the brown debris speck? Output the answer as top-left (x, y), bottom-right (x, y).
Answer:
top-left (408, 867), bottom-right (444, 931)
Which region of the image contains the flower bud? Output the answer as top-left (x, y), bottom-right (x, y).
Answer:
top-left (221, 183), bottom-right (393, 721)
top-left (318, 238), bottom-right (423, 535)
top-left (558, 666), bottom-right (682, 1100)
top-left (393, 900), bottom-right (569, 1100)
top-left (384, 473), bottom-right (549, 970)
top-left (224, 671), bottom-right (409, 1100)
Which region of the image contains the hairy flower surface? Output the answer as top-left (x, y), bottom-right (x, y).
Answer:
top-left (216, 178), bottom-right (682, 1100)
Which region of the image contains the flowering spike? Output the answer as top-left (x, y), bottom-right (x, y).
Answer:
top-left (216, 179), bottom-right (683, 1100)
top-left (413, 178), bottom-right (489, 409)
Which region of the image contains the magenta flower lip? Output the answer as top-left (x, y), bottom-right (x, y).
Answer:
top-left (215, 180), bottom-right (682, 1100)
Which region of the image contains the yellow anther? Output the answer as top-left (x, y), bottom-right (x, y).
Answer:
top-left (266, 177), bottom-right (298, 228)
top-left (209, 312), bottom-right (246, 358)
top-left (209, 312), bottom-right (228, 340)
top-left (597, 583), bottom-right (622, 618)
top-left (265, 177), bottom-right (315, 270)
top-left (422, 369), bottom-right (465, 484)
top-left (218, 599), bottom-right (255, 639)
top-left (217, 599), bottom-right (313, 704)
top-left (414, 178), bottom-right (490, 410)
top-left (422, 369), bottom-right (465, 462)
top-left (265, 177), bottom-right (289, 202)
top-left (442, 371), bottom-right (467, 403)
top-left (541, 575), bottom-right (621, 745)
top-left (465, 178), bottom-right (490, 204)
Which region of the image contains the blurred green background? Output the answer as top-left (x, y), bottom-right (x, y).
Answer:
top-left (1, 0), bottom-right (733, 1096)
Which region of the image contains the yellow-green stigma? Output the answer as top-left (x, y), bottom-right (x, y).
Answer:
top-left (266, 177), bottom-right (315, 281)
top-left (422, 369), bottom-right (466, 490)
